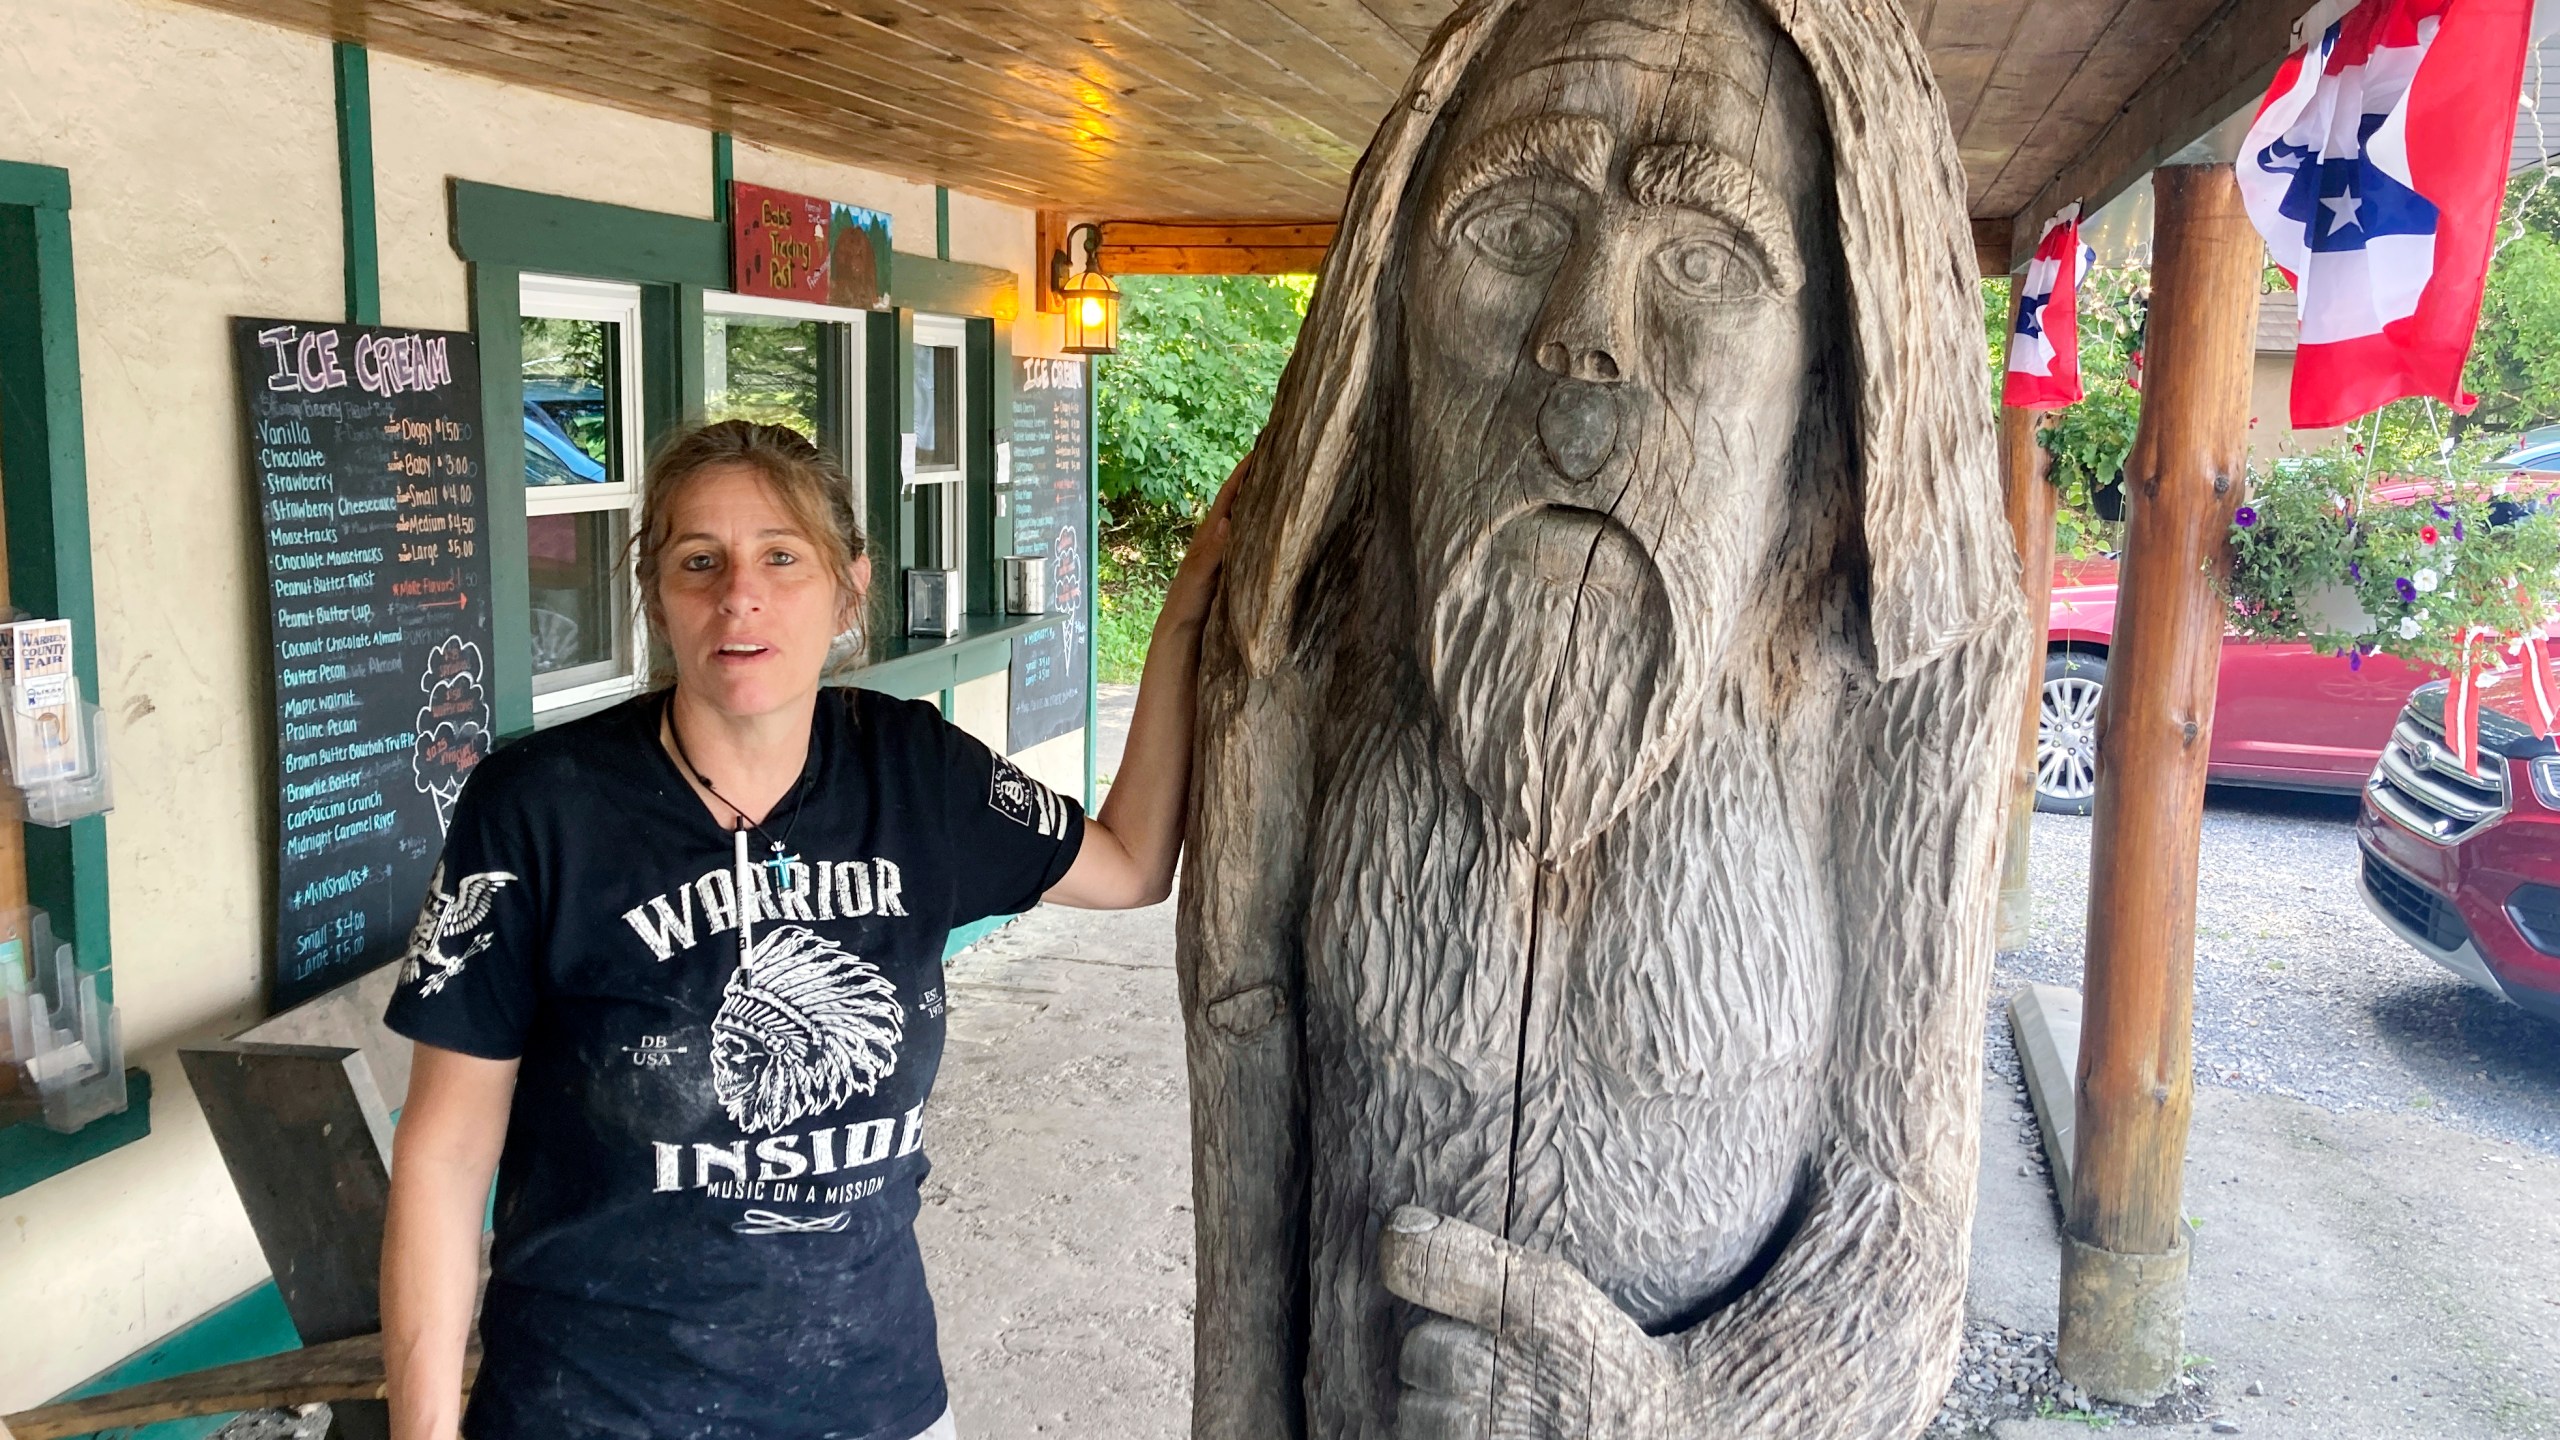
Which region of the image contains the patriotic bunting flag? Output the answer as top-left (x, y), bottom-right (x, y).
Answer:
top-left (2002, 205), bottom-right (2091, 410)
top-left (2236, 0), bottom-right (2533, 429)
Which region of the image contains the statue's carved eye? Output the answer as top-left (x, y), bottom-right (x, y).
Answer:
top-left (1456, 198), bottom-right (1572, 271)
top-left (1653, 236), bottom-right (1768, 302)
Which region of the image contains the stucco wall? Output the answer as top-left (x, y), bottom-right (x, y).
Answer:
top-left (0, 0), bottom-right (1079, 1404)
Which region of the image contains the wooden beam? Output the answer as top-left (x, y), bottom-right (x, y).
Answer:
top-left (1973, 217), bottom-right (2016, 277)
top-left (0, 1334), bottom-right (477, 1440)
top-left (1093, 219), bottom-right (1336, 275)
top-left (1036, 209), bottom-right (1068, 314)
top-left (1996, 279), bottom-right (2058, 951)
top-left (2003, 0), bottom-right (2296, 271)
top-left (2058, 164), bottom-right (2259, 1405)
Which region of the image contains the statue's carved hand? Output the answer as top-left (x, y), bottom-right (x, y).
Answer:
top-left (1376, 1206), bottom-right (1682, 1440)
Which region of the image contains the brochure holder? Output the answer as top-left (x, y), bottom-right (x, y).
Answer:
top-left (8, 700), bottom-right (113, 827)
top-left (0, 905), bottom-right (126, 1133)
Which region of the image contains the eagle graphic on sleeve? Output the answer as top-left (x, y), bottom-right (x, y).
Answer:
top-left (712, 925), bottom-right (906, 1134)
top-left (401, 861), bottom-right (520, 997)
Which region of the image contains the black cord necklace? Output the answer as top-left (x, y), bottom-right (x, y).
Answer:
top-left (662, 691), bottom-right (810, 890)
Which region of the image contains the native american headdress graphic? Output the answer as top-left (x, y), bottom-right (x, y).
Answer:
top-left (711, 925), bottom-right (905, 1134)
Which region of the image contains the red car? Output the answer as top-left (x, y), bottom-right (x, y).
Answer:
top-left (2356, 678), bottom-right (2560, 1022)
top-left (2038, 554), bottom-right (2441, 812)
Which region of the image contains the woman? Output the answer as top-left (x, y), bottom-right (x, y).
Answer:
top-left (381, 419), bottom-right (1229, 1440)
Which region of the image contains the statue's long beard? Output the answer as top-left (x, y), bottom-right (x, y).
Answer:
top-left (1424, 504), bottom-right (1688, 862)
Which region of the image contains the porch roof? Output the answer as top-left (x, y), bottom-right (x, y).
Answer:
top-left (184, 0), bottom-right (2307, 270)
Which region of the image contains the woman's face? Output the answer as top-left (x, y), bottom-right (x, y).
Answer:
top-left (654, 462), bottom-right (866, 720)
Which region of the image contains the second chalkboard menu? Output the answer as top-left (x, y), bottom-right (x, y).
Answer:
top-left (1006, 357), bottom-right (1091, 754)
top-left (234, 317), bottom-right (495, 1012)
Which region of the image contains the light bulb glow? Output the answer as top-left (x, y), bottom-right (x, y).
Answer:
top-left (1079, 296), bottom-right (1106, 328)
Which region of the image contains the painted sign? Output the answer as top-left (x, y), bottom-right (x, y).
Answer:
top-left (233, 317), bottom-right (496, 1012)
top-left (729, 181), bottom-right (894, 310)
top-left (1007, 356), bottom-right (1092, 753)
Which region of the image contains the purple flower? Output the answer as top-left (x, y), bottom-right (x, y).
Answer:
top-left (2351, 561), bottom-right (2364, 582)
top-left (2397, 577), bottom-right (2419, 602)
top-left (2235, 505), bottom-right (2259, 528)
top-left (2434, 503), bottom-right (2453, 519)
top-left (2349, 650), bottom-right (2364, 671)
top-left (2455, 520), bottom-right (2467, 541)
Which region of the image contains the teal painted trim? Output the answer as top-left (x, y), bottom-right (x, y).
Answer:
top-left (936, 686), bottom-right (954, 718)
top-left (0, 159), bottom-right (69, 211)
top-left (847, 614), bottom-right (1044, 700)
top-left (934, 187), bottom-right (950, 262)
top-left (0, 176), bottom-right (113, 990)
top-left (639, 282), bottom-right (706, 447)
top-left (1084, 368), bottom-right (1099, 813)
top-left (472, 265), bottom-right (533, 738)
top-left (0, 1069), bottom-right (150, 1198)
top-left (942, 914), bottom-right (1007, 959)
top-left (893, 252), bottom-right (1016, 321)
top-left (50, 1276), bottom-right (298, 1440)
top-left (711, 132), bottom-right (734, 224)
top-left (963, 318), bottom-right (996, 615)
top-left (449, 180), bottom-right (725, 288)
top-left (333, 43), bottom-right (380, 326)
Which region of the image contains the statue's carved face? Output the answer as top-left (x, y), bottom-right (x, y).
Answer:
top-left (1401, 0), bottom-right (1834, 859)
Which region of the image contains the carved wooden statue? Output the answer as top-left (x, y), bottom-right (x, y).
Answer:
top-left (1176, 0), bottom-right (2031, 1434)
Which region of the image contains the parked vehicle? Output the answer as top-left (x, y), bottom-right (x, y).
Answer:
top-left (524, 381), bottom-right (610, 486)
top-left (2356, 678), bottom-right (2560, 1022)
top-left (2038, 555), bottom-right (2438, 812)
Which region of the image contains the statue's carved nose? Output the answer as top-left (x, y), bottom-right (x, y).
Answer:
top-left (1536, 340), bottom-right (1621, 382)
top-left (1537, 382), bottom-right (1619, 482)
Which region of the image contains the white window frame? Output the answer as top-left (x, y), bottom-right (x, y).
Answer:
top-left (520, 273), bottom-right (646, 715)
top-left (700, 289), bottom-right (869, 470)
top-left (908, 314), bottom-right (968, 573)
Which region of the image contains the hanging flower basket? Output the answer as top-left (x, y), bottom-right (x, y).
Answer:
top-left (2226, 450), bottom-right (2560, 768)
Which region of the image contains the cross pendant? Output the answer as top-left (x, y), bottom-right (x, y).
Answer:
top-left (765, 847), bottom-right (800, 882)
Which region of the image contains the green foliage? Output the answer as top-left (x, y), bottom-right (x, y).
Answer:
top-left (1980, 265), bottom-right (2147, 557)
top-left (1095, 274), bottom-right (1311, 568)
top-left (2457, 173), bottom-right (2560, 437)
top-left (1095, 548), bottom-right (1165, 686)
top-left (1091, 274), bottom-right (1311, 682)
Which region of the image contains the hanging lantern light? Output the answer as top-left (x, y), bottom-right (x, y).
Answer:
top-left (1051, 222), bottom-right (1120, 355)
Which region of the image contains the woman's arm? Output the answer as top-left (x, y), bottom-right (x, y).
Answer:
top-left (383, 1043), bottom-right (518, 1440)
top-left (1046, 467), bottom-right (1238, 910)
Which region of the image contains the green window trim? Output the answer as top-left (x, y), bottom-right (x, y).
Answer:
top-left (448, 181), bottom-right (1032, 736)
top-left (334, 43), bottom-right (380, 327)
top-left (0, 157), bottom-right (142, 1188)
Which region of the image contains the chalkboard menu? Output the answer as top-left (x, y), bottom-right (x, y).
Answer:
top-left (234, 318), bottom-right (495, 1012)
top-left (1007, 357), bottom-right (1092, 754)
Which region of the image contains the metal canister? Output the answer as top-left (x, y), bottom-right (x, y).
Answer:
top-left (1001, 555), bottom-right (1049, 616)
top-left (905, 568), bottom-right (962, 637)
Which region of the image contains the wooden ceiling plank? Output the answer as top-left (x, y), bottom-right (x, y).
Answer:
top-left (418, 0), bottom-right (1237, 160)
top-left (1955, 0), bottom-right (2137, 159)
top-left (1926, 0), bottom-right (2041, 155)
top-left (876, 0), bottom-right (1382, 180)
top-left (2001, 0), bottom-right (2295, 266)
top-left (1969, 0), bottom-right (2218, 211)
top-left (360, 4), bottom-right (1084, 196)
top-left (1225, 0), bottom-right (1422, 92)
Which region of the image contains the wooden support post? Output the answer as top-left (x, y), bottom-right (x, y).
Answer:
top-left (1997, 298), bottom-right (2058, 951)
top-left (2057, 164), bottom-right (2258, 1404)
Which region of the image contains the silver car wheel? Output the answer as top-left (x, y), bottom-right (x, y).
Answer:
top-left (2038, 674), bottom-right (2103, 803)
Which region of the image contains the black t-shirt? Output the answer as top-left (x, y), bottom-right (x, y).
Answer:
top-left (384, 688), bottom-right (1084, 1440)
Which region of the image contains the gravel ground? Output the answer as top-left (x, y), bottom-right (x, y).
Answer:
top-left (1997, 786), bottom-right (2560, 1156)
